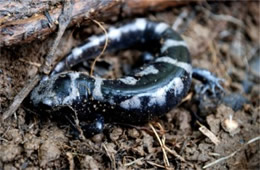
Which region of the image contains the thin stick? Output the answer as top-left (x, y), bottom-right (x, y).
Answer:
top-left (102, 143), bottom-right (116, 169)
top-left (89, 19), bottom-right (109, 77)
top-left (197, 121), bottom-right (220, 145)
top-left (164, 145), bottom-right (186, 162)
top-left (2, 0), bottom-right (73, 121)
top-left (202, 6), bottom-right (244, 27)
top-left (18, 58), bottom-right (41, 67)
top-left (146, 161), bottom-right (166, 168)
top-left (124, 157), bottom-right (144, 167)
top-left (149, 123), bottom-right (170, 168)
top-left (66, 152), bottom-right (75, 170)
top-left (2, 75), bottom-right (41, 121)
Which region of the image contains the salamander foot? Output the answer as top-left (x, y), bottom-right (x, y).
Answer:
top-left (192, 68), bottom-right (224, 95)
top-left (80, 114), bottom-right (105, 137)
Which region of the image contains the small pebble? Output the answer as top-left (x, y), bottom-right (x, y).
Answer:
top-left (81, 155), bottom-right (99, 170)
top-left (127, 128), bottom-right (140, 138)
top-left (39, 139), bottom-right (61, 167)
top-left (221, 115), bottom-right (240, 136)
top-left (91, 133), bottom-right (104, 143)
top-left (109, 127), bottom-right (123, 141)
top-left (0, 144), bottom-right (22, 162)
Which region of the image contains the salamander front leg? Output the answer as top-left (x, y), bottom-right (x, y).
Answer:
top-left (192, 68), bottom-right (224, 95)
top-left (80, 114), bottom-right (105, 137)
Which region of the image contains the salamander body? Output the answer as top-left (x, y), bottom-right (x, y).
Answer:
top-left (29, 19), bottom-right (193, 133)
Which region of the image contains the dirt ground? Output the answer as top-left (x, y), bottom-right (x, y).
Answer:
top-left (0, 1), bottom-right (259, 169)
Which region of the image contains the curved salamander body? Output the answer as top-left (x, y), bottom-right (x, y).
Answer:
top-left (29, 19), bottom-right (192, 133)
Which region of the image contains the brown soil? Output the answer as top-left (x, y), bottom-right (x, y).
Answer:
top-left (0, 2), bottom-right (259, 169)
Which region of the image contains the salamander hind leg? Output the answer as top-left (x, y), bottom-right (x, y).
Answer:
top-left (192, 68), bottom-right (224, 95)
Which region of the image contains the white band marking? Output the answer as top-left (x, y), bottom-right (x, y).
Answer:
top-left (72, 47), bottom-right (83, 59)
top-left (119, 76), bottom-right (138, 85)
top-left (136, 65), bottom-right (159, 76)
top-left (54, 62), bottom-right (65, 72)
top-left (161, 39), bottom-right (187, 53)
top-left (120, 77), bottom-right (184, 110)
top-left (156, 56), bottom-right (192, 75)
top-left (120, 96), bottom-right (141, 109)
top-left (63, 72), bottom-right (80, 104)
top-left (155, 22), bottom-right (169, 34)
top-left (93, 77), bottom-right (104, 100)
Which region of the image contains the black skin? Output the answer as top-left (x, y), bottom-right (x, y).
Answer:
top-left (81, 68), bottom-right (224, 137)
top-left (27, 20), bottom-right (224, 137)
top-left (25, 67), bottom-right (224, 138)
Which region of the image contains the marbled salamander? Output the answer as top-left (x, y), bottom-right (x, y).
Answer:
top-left (29, 19), bottom-right (222, 135)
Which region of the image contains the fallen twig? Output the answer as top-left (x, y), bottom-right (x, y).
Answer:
top-left (0, 0), bottom-right (118, 46)
top-left (2, 74), bottom-right (42, 121)
top-left (102, 143), bottom-right (116, 169)
top-left (66, 152), bottom-right (75, 170)
top-left (18, 58), bottom-right (42, 67)
top-left (124, 157), bottom-right (144, 167)
top-left (203, 7), bottom-right (244, 27)
top-left (41, 0), bottom-right (73, 75)
top-left (149, 123), bottom-right (170, 169)
top-left (164, 145), bottom-right (186, 163)
top-left (197, 121), bottom-right (221, 145)
top-left (146, 161), bottom-right (166, 169)
top-left (0, 0), bottom-right (191, 47)
top-left (2, 0), bottom-right (73, 121)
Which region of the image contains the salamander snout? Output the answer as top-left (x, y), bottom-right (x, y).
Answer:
top-left (30, 72), bottom-right (85, 111)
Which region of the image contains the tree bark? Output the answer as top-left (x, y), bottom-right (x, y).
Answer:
top-left (0, 0), bottom-right (193, 47)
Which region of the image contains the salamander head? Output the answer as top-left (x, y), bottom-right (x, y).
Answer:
top-left (29, 72), bottom-right (89, 112)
